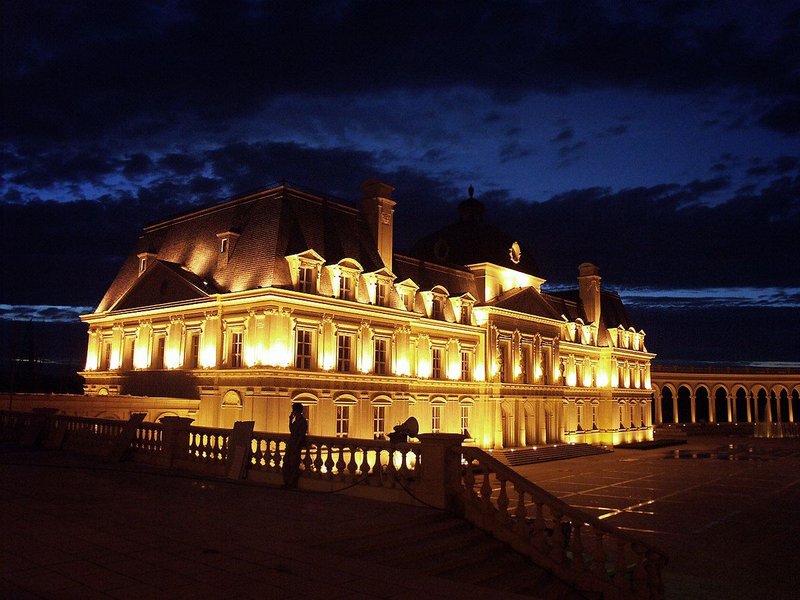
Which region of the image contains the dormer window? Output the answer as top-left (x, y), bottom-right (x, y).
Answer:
top-left (432, 297), bottom-right (444, 320)
top-left (220, 237), bottom-right (228, 253)
top-left (339, 274), bottom-right (352, 300)
top-left (286, 249), bottom-right (325, 295)
top-left (376, 282), bottom-right (387, 306)
top-left (299, 266), bottom-right (315, 293)
top-left (136, 252), bottom-right (156, 277)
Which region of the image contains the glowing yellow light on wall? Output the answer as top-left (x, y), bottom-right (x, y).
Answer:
top-left (473, 366), bottom-right (485, 381)
top-left (534, 365), bottom-right (543, 380)
top-left (395, 356), bottom-right (411, 377)
top-left (596, 370), bottom-right (609, 387)
top-left (566, 370), bottom-right (577, 387)
top-left (133, 343), bottom-right (150, 369)
top-left (582, 371), bottom-right (593, 387)
top-left (164, 348), bottom-right (182, 369)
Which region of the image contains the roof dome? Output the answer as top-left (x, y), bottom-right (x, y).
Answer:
top-left (410, 187), bottom-right (540, 276)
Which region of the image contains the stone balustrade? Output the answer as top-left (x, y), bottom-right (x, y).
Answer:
top-left (459, 446), bottom-right (667, 600)
top-left (0, 409), bottom-right (667, 599)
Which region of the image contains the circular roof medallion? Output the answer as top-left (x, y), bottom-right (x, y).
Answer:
top-left (509, 241), bottom-right (522, 264)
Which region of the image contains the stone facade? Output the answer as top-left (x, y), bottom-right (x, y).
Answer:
top-left (80, 181), bottom-right (655, 447)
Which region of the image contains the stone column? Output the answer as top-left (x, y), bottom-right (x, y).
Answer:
top-left (775, 395), bottom-right (782, 423)
top-left (765, 394), bottom-right (773, 422)
top-left (708, 395), bottom-right (715, 423)
top-left (159, 416), bottom-right (195, 468)
top-left (727, 396), bottom-right (733, 423)
top-left (751, 394), bottom-right (758, 423)
top-left (788, 397), bottom-right (794, 423)
top-left (415, 433), bottom-right (466, 510)
top-left (672, 395), bottom-right (679, 424)
top-left (690, 394), bottom-right (696, 424)
top-left (655, 393), bottom-right (663, 426)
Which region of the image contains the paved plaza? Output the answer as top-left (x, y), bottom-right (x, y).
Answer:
top-left (1, 435), bottom-right (798, 599)
top-left (515, 436), bottom-right (800, 600)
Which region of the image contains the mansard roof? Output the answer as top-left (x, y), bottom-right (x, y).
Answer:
top-left (547, 289), bottom-right (634, 330)
top-left (392, 254), bottom-right (478, 297)
top-left (489, 287), bottom-right (564, 320)
top-left (409, 195), bottom-right (541, 277)
top-left (96, 185), bottom-right (385, 312)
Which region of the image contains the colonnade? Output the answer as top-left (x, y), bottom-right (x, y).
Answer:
top-left (650, 366), bottom-right (800, 426)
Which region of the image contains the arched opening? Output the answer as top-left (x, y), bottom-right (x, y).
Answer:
top-left (792, 389), bottom-right (800, 423)
top-left (777, 389), bottom-right (790, 423)
top-left (695, 386), bottom-right (710, 422)
top-left (677, 386), bottom-right (692, 423)
top-left (734, 387), bottom-right (749, 422)
top-left (755, 388), bottom-right (769, 422)
top-left (660, 386), bottom-right (674, 423)
top-left (714, 387), bottom-right (729, 423)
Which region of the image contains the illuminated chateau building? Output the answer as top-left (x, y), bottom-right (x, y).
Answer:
top-left (81, 181), bottom-right (655, 447)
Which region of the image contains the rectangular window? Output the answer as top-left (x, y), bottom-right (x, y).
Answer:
top-left (156, 336), bottom-right (166, 369)
top-left (619, 406), bottom-right (625, 428)
top-left (461, 405), bottom-right (471, 437)
top-left (373, 338), bottom-right (387, 375)
top-left (461, 303), bottom-right (471, 324)
top-left (431, 405), bottom-right (442, 433)
top-left (404, 292), bottom-right (415, 311)
top-left (295, 329), bottom-right (312, 369)
top-left (460, 350), bottom-right (471, 381)
top-left (630, 405), bottom-right (635, 427)
top-left (576, 404), bottom-right (583, 431)
top-left (139, 257), bottom-right (147, 272)
top-left (336, 334), bottom-right (352, 372)
top-left (373, 405), bottom-right (386, 439)
top-left (432, 348), bottom-right (443, 379)
top-left (123, 336), bottom-right (135, 370)
top-left (220, 237), bottom-right (228, 253)
top-left (431, 298), bottom-right (443, 320)
top-left (376, 283), bottom-right (386, 306)
top-left (103, 342), bottom-right (111, 370)
top-left (231, 332), bottom-right (243, 368)
top-left (521, 346), bottom-right (530, 383)
top-left (189, 332), bottom-right (200, 368)
top-left (339, 275), bottom-right (351, 300)
top-left (336, 405), bottom-right (350, 438)
top-left (299, 266), bottom-right (315, 293)
top-left (591, 405), bottom-right (598, 430)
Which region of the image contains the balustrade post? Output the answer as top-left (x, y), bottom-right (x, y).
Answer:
top-left (159, 416), bottom-right (194, 468)
top-left (415, 433), bottom-right (465, 510)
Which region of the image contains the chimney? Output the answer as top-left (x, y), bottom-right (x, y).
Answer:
top-left (360, 179), bottom-right (396, 271)
top-left (577, 262), bottom-right (601, 324)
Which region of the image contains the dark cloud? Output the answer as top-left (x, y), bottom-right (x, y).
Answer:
top-left (499, 141), bottom-right (534, 163)
top-left (759, 99), bottom-right (800, 135)
top-left (3, 1), bottom-right (798, 144)
top-left (551, 128), bottom-right (574, 143)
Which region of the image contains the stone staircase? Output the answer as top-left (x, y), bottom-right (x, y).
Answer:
top-left (313, 512), bottom-right (593, 599)
top-left (492, 443), bottom-right (613, 467)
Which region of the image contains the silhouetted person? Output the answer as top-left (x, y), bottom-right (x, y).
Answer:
top-left (282, 402), bottom-right (308, 488)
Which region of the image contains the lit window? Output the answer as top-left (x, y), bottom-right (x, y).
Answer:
top-left (461, 405), bottom-right (471, 437)
top-left (460, 350), bottom-right (470, 381)
top-left (336, 334), bottom-right (352, 372)
top-left (431, 405), bottom-right (442, 433)
top-left (576, 404), bottom-right (583, 431)
top-left (189, 332), bottom-right (200, 369)
top-left (498, 345), bottom-right (507, 382)
top-left (619, 405), bottom-right (625, 429)
top-left (630, 405), bottom-right (635, 428)
top-left (373, 338), bottom-right (387, 375)
top-left (339, 275), bottom-right (352, 300)
top-left (432, 348), bottom-right (442, 379)
top-left (404, 292), bottom-right (415, 311)
top-left (299, 266), bottom-right (315, 293)
top-left (102, 342), bottom-right (111, 370)
top-left (231, 332), bottom-right (243, 368)
top-left (373, 405), bottom-right (386, 439)
top-left (336, 405), bottom-right (350, 438)
top-left (220, 237), bottom-right (228, 253)
top-left (139, 257), bottom-right (148, 272)
top-left (520, 347), bottom-right (529, 383)
top-left (591, 405), bottom-right (598, 430)
top-left (295, 329), bottom-right (312, 369)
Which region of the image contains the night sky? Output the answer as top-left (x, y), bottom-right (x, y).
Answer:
top-left (1, 1), bottom-right (799, 376)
